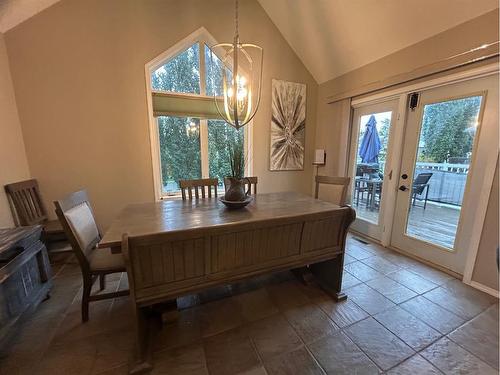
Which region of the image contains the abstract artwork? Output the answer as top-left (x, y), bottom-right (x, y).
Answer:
top-left (270, 79), bottom-right (306, 171)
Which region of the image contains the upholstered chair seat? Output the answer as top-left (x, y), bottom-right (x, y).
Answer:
top-left (88, 248), bottom-right (125, 272)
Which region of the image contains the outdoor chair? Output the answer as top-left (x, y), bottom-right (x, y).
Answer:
top-left (412, 172), bottom-right (433, 209)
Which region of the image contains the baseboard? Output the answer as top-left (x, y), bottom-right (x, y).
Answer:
top-left (467, 281), bottom-right (500, 298)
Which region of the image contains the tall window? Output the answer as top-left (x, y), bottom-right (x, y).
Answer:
top-left (148, 33), bottom-right (250, 198)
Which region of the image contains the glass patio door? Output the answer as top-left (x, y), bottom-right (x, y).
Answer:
top-left (391, 74), bottom-right (499, 273)
top-left (349, 99), bottom-right (399, 241)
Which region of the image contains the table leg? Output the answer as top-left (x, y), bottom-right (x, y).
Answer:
top-left (369, 183), bottom-right (373, 210)
top-left (291, 266), bottom-right (314, 284)
top-left (309, 254), bottom-right (346, 301)
top-left (129, 307), bottom-right (161, 375)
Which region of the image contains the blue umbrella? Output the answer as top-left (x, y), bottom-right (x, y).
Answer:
top-left (358, 115), bottom-right (381, 163)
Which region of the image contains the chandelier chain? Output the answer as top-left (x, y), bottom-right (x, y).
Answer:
top-left (235, 0), bottom-right (239, 40)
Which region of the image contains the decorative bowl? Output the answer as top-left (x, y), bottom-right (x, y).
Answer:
top-left (219, 196), bottom-right (253, 209)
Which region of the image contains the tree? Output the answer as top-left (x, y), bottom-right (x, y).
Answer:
top-left (419, 97), bottom-right (481, 163)
top-left (378, 117), bottom-right (390, 164)
top-left (158, 117), bottom-right (201, 192)
top-left (151, 43), bottom-right (200, 94)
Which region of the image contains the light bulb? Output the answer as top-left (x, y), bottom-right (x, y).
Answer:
top-left (237, 87), bottom-right (248, 101)
top-left (238, 75), bottom-right (247, 86)
top-left (227, 87), bottom-right (234, 98)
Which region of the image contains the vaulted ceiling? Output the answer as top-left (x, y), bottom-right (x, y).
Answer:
top-left (0, 0), bottom-right (61, 33)
top-left (1, 0), bottom-right (498, 83)
top-left (257, 0), bottom-right (499, 83)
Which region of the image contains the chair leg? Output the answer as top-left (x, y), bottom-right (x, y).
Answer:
top-left (82, 278), bottom-right (92, 323)
top-left (99, 274), bottom-right (106, 291)
top-left (424, 186), bottom-right (429, 210)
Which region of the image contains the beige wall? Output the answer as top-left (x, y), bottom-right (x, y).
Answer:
top-left (472, 160), bottom-right (499, 291)
top-left (0, 32), bottom-right (30, 228)
top-left (5, 0), bottom-right (317, 229)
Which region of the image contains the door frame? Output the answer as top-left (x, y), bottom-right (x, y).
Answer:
top-left (391, 80), bottom-right (494, 273)
top-left (348, 99), bottom-right (400, 242)
top-left (348, 62), bottom-right (499, 277)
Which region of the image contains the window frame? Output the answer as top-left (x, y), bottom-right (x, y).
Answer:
top-left (145, 28), bottom-right (253, 200)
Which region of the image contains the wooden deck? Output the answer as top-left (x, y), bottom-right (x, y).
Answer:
top-left (354, 199), bottom-right (460, 249)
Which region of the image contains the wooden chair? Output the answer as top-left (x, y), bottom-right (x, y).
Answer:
top-left (315, 176), bottom-right (351, 206)
top-left (224, 176), bottom-right (258, 195)
top-left (54, 190), bottom-right (129, 322)
top-left (5, 179), bottom-right (71, 252)
top-left (179, 178), bottom-right (218, 200)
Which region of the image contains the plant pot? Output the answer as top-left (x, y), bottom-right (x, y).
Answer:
top-left (224, 177), bottom-right (251, 202)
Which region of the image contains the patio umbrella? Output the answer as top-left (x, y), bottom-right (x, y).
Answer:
top-left (358, 115), bottom-right (382, 163)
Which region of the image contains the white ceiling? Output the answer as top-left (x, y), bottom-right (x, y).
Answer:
top-left (257, 0), bottom-right (499, 83)
top-left (1, 0), bottom-right (497, 83)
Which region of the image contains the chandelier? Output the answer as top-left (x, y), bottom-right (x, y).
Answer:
top-left (210, 0), bottom-right (263, 130)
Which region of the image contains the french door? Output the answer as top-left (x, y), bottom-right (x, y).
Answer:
top-left (391, 74), bottom-right (498, 273)
top-left (348, 99), bottom-right (399, 241)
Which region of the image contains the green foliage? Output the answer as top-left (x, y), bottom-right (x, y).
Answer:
top-left (158, 117), bottom-right (201, 193)
top-left (151, 43), bottom-right (200, 94)
top-left (205, 45), bottom-right (225, 97)
top-left (378, 118), bottom-right (390, 164)
top-left (228, 133), bottom-right (245, 179)
top-left (420, 97), bottom-right (481, 163)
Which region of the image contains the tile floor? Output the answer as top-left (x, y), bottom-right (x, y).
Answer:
top-left (0, 235), bottom-right (498, 375)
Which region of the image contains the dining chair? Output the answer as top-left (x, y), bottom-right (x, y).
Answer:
top-left (315, 175), bottom-right (351, 206)
top-left (5, 179), bottom-right (71, 252)
top-left (179, 178), bottom-right (218, 200)
top-left (54, 190), bottom-right (129, 322)
top-left (224, 176), bottom-right (258, 195)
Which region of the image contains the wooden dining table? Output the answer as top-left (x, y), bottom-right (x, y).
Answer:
top-left (99, 191), bottom-right (355, 373)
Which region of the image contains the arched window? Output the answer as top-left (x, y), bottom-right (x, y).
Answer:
top-left (146, 28), bottom-right (252, 199)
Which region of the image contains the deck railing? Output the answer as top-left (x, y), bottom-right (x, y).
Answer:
top-left (414, 162), bottom-right (469, 206)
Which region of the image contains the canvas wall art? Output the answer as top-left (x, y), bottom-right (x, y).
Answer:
top-left (270, 79), bottom-right (306, 171)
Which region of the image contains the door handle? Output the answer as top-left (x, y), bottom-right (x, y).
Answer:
top-left (399, 185), bottom-right (408, 192)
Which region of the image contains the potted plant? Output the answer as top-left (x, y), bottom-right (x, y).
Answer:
top-left (224, 138), bottom-right (251, 202)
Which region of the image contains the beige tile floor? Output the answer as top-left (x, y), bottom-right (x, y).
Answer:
top-left (0, 235), bottom-right (498, 375)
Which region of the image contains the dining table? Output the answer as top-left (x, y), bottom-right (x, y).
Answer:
top-left (99, 191), bottom-right (355, 374)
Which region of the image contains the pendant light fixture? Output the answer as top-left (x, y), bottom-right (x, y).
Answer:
top-left (210, 0), bottom-right (263, 130)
